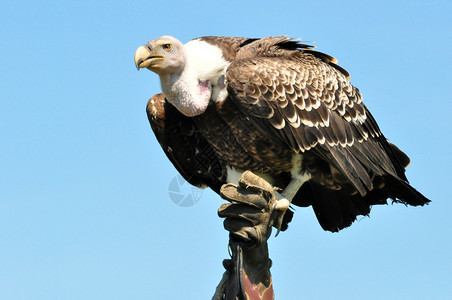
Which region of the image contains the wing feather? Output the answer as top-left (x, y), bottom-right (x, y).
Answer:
top-left (146, 94), bottom-right (226, 193)
top-left (143, 36), bottom-right (429, 233)
top-left (226, 51), bottom-right (405, 195)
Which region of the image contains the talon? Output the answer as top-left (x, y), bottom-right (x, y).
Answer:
top-left (274, 212), bottom-right (284, 237)
top-left (272, 197), bottom-right (290, 237)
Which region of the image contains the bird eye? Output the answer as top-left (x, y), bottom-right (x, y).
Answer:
top-left (162, 44), bottom-right (173, 52)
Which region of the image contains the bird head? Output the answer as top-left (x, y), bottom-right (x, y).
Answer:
top-left (134, 36), bottom-right (186, 75)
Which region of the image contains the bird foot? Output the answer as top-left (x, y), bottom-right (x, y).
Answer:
top-left (272, 195), bottom-right (290, 237)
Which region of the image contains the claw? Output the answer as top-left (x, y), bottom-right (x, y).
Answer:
top-left (273, 197), bottom-right (290, 237)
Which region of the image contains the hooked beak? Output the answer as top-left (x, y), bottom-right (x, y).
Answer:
top-left (134, 43), bottom-right (164, 70)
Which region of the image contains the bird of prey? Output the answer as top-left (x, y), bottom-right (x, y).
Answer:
top-left (134, 35), bottom-right (430, 233)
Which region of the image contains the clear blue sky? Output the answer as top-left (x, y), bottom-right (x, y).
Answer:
top-left (1, 1), bottom-right (451, 299)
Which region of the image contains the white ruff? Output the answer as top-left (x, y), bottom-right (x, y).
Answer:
top-left (184, 40), bottom-right (230, 84)
top-left (161, 39), bottom-right (230, 117)
top-left (184, 40), bottom-right (231, 104)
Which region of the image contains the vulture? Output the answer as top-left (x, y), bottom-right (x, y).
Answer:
top-left (134, 35), bottom-right (430, 233)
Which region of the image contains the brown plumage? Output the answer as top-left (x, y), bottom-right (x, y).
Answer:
top-left (138, 36), bottom-right (430, 232)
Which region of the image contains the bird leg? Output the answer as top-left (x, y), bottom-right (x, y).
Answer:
top-left (272, 193), bottom-right (291, 237)
top-left (272, 172), bottom-right (311, 236)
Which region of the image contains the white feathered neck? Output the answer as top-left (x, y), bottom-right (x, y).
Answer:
top-left (159, 39), bottom-right (230, 117)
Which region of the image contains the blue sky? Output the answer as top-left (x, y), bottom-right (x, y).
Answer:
top-left (1, 0), bottom-right (451, 299)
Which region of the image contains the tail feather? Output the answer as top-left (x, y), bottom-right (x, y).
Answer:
top-left (293, 176), bottom-right (430, 233)
top-left (385, 176), bottom-right (431, 206)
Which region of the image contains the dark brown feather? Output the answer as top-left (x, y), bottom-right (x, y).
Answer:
top-left (146, 36), bottom-right (430, 232)
top-left (222, 37), bottom-right (430, 231)
top-left (146, 94), bottom-right (226, 193)
top-left (225, 49), bottom-right (406, 194)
